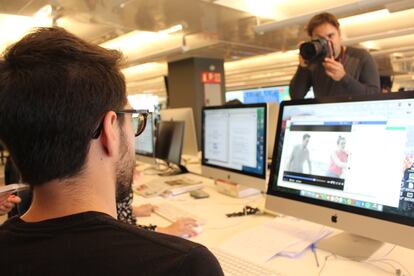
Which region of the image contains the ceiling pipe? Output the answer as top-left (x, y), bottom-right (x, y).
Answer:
top-left (344, 26), bottom-right (414, 45)
top-left (254, 0), bottom-right (397, 34)
top-left (370, 46), bottom-right (414, 57)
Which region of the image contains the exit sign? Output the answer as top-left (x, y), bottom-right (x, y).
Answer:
top-left (201, 72), bottom-right (221, 84)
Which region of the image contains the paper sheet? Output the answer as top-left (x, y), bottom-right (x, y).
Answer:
top-left (216, 216), bottom-right (332, 264)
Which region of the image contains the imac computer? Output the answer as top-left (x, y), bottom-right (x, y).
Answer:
top-left (135, 112), bottom-right (155, 164)
top-left (201, 103), bottom-right (267, 191)
top-left (160, 107), bottom-right (199, 156)
top-left (155, 120), bottom-right (185, 174)
top-left (266, 93), bottom-right (414, 259)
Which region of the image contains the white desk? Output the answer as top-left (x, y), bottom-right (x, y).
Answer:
top-left (133, 168), bottom-right (414, 276)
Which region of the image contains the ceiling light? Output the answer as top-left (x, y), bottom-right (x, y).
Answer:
top-left (122, 63), bottom-right (167, 79)
top-left (360, 41), bottom-right (380, 50)
top-left (100, 31), bottom-right (168, 53)
top-left (254, 0), bottom-right (396, 34)
top-left (0, 13), bottom-right (52, 53)
top-left (34, 4), bottom-right (53, 19)
top-left (159, 24), bottom-right (183, 35)
top-left (101, 24), bottom-right (183, 54)
top-left (339, 9), bottom-right (390, 26)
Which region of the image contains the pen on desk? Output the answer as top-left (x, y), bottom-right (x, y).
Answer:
top-left (311, 244), bottom-right (320, 267)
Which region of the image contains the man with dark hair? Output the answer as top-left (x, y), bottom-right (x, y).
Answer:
top-left (0, 27), bottom-right (223, 275)
top-left (290, 12), bottom-right (380, 99)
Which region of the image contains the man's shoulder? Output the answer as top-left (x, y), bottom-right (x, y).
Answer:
top-left (0, 212), bottom-right (202, 254)
top-left (91, 212), bottom-right (207, 253)
top-left (0, 212), bottom-right (223, 275)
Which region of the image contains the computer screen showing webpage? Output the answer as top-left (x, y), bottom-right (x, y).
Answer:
top-left (274, 99), bottom-right (414, 220)
top-left (203, 106), bottom-right (266, 177)
top-left (135, 115), bottom-right (154, 156)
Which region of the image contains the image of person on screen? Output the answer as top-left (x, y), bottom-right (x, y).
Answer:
top-left (327, 136), bottom-right (349, 178)
top-left (289, 12), bottom-right (380, 99)
top-left (287, 134), bottom-right (312, 174)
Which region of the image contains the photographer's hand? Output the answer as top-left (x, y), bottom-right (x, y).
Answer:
top-left (297, 42), bottom-right (308, 68)
top-left (299, 54), bottom-right (308, 68)
top-left (323, 57), bottom-right (345, 81)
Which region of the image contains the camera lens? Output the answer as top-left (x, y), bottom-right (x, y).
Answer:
top-left (299, 38), bottom-right (329, 63)
top-left (300, 42), bottom-right (318, 61)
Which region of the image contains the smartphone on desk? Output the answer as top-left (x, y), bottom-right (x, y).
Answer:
top-left (190, 189), bottom-right (209, 199)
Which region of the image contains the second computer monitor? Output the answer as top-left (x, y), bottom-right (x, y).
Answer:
top-left (160, 107), bottom-right (199, 156)
top-left (155, 120), bottom-right (185, 166)
top-left (135, 113), bottom-right (155, 164)
top-left (201, 103), bottom-right (267, 191)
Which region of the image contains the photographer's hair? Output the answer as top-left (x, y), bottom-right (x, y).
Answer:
top-left (303, 134), bottom-right (311, 140)
top-left (0, 27), bottom-right (127, 186)
top-left (306, 12), bottom-right (340, 37)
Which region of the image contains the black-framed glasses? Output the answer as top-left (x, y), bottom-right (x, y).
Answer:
top-left (91, 109), bottom-right (149, 139)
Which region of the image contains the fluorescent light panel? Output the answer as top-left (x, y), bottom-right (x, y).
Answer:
top-left (0, 13), bottom-right (52, 53)
top-left (339, 9), bottom-right (390, 26)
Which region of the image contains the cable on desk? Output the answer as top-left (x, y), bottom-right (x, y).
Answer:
top-left (318, 251), bottom-right (411, 276)
top-left (225, 205), bottom-right (262, 217)
top-left (367, 259), bottom-right (412, 276)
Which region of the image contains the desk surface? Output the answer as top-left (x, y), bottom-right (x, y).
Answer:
top-left (133, 166), bottom-right (414, 276)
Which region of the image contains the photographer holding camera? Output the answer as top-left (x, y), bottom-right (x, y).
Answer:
top-left (289, 12), bottom-right (380, 99)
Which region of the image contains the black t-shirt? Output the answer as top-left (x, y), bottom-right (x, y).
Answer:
top-left (0, 211), bottom-right (223, 276)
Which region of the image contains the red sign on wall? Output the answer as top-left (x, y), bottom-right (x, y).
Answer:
top-left (201, 72), bottom-right (221, 84)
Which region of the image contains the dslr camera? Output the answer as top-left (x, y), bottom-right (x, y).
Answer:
top-left (299, 37), bottom-right (335, 64)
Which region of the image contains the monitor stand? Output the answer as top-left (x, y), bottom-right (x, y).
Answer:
top-left (142, 160), bottom-right (169, 175)
top-left (316, 232), bottom-right (383, 260)
top-left (158, 163), bottom-right (188, 176)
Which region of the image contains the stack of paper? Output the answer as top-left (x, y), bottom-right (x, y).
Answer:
top-left (216, 216), bottom-right (332, 264)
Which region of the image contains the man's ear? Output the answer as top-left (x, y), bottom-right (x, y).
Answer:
top-left (99, 111), bottom-right (119, 157)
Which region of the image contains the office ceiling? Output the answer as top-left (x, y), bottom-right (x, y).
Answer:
top-left (1, 0), bottom-right (414, 91)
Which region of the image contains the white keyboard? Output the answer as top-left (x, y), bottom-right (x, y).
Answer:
top-left (154, 202), bottom-right (206, 225)
top-left (211, 248), bottom-right (283, 276)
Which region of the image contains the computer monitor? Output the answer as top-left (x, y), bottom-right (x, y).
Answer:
top-left (201, 103), bottom-right (267, 191)
top-left (266, 93), bottom-right (414, 258)
top-left (267, 102), bottom-right (279, 160)
top-left (155, 120), bottom-right (185, 166)
top-left (135, 113), bottom-right (155, 164)
top-left (160, 108), bottom-right (199, 156)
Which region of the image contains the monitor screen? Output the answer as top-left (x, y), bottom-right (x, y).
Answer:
top-left (225, 86), bottom-right (315, 104)
top-left (160, 108), bottom-right (199, 156)
top-left (135, 113), bottom-right (154, 157)
top-left (155, 121), bottom-right (185, 165)
top-left (266, 93), bottom-right (414, 251)
top-left (202, 104), bottom-right (267, 190)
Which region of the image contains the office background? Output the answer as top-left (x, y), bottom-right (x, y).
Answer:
top-left (0, 0), bottom-right (414, 111)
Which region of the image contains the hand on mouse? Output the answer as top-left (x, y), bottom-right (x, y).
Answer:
top-left (157, 218), bottom-right (198, 237)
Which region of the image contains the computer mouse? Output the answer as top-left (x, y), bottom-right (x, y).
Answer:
top-left (181, 225), bottom-right (203, 239)
top-left (193, 224), bottom-right (203, 235)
